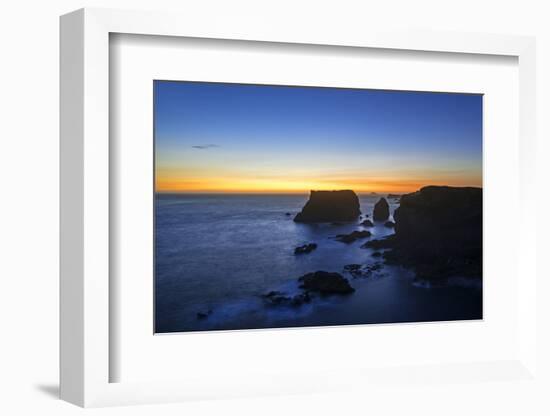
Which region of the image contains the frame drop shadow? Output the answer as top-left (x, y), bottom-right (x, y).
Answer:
top-left (34, 384), bottom-right (59, 399)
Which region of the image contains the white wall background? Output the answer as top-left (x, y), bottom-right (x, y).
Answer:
top-left (0, 1), bottom-right (548, 415)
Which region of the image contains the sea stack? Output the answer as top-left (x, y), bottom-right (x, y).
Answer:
top-left (294, 190), bottom-right (361, 223)
top-left (373, 197), bottom-right (390, 221)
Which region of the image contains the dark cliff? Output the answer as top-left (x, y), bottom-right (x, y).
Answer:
top-left (367, 186), bottom-right (482, 282)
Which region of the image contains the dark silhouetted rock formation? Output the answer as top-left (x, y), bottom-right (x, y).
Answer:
top-left (298, 271), bottom-right (355, 294)
top-left (335, 230), bottom-right (371, 244)
top-left (196, 309), bottom-right (212, 320)
top-left (360, 219), bottom-right (374, 227)
top-left (373, 197), bottom-right (390, 221)
top-left (294, 190), bottom-right (361, 223)
top-left (294, 243), bottom-right (317, 255)
top-left (384, 221), bottom-right (395, 228)
top-left (364, 186), bottom-right (482, 283)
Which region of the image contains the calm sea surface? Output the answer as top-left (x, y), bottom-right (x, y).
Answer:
top-left (155, 193), bottom-right (482, 333)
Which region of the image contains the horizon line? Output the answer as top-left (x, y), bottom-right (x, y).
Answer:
top-left (155, 185), bottom-right (483, 195)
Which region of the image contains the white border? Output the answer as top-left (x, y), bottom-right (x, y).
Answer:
top-left (60, 8), bottom-right (537, 407)
top-left (111, 34), bottom-right (519, 384)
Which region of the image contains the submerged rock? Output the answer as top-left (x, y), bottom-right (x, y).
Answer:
top-left (335, 230), bottom-right (371, 244)
top-left (294, 243), bottom-right (318, 255)
top-left (373, 197), bottom-right (390, 221)
top-left (196, 309), bottom-right (212, 320)
top-left (262, 290), bottom-right (311, 307)
top-left (360, 219), bottom-right (374, 227)
top-left (298, 271), bottom-right (355, 294)
top-left (343, 263), bottom-right (383, 278)
top-left (291, 292), bottom-right (312, 306)
top-left (262, 291), bottom-right (290, 306)
top-left (384, 221), bottom-right (395, 228)
top-left (263, 290), bottom-right (284, 298)
top-left (294, 190), bottom-right (361, 223)
top-left (343, 264), bottom-right (362, 272)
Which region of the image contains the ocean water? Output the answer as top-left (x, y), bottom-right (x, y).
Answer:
top-left (155, 193), bottom-right (482, 333)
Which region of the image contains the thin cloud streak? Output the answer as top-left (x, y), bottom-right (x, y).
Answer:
top-left (191, 144), bottom-right (220, 149)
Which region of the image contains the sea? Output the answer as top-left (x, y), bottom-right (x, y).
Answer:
top-left (155, 193), bottom-right (482, 333)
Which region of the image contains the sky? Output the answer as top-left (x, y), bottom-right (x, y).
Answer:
top-left (154, 81), bottom-right (482, 194)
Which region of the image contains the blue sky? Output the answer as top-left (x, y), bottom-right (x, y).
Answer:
top-left (154, 80), bottom-right (482, 193)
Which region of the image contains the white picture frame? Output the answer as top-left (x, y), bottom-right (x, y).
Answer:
top-left (60, 7), bottom-right (538, 407)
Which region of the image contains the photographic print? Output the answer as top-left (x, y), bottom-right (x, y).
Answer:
top-left (154, 81), bottom-right (482, 333)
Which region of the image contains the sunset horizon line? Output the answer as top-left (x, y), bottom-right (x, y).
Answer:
top-left (155, 184), bottom-right (483, 195)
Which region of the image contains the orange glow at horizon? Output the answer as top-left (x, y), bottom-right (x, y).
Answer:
top-left (155, 175), bottom-right (482, 194)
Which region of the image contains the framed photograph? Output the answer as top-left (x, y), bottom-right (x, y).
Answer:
top-left (152, 80), bottom-right (483, 334)
top-left (60, 8), bottom-right (538, 407)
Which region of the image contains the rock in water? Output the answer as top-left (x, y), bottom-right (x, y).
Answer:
top-left (298, 271), bottom-right (355, 294)
top-left (294, 243), bottom-right (318, 255)
top-left (196, 309), bottom-right (212, 320)
top-left (373, 197), bottom-right (390, 221)
top-left (335, 230), bottom-right (371, 244)
top-left (372, 186), bottom-right (483, 282)
top-left (343, 263), bottom-right (383, 278)
top-left (294, 190), bottom-right (361, 223)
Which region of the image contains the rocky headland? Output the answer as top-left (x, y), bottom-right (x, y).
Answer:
top-left (365, 186), bottom-right (482, 283)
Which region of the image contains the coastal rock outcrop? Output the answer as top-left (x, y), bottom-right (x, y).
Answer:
top-left (335, 230), bottom-right (371, 244)
top-left (365, 186), bottom-right (482, 282)
top-left (373, 197), bottom-right (390, 221)
top-left (360, 219), bottom-right (374, 227)
top-left (294, 190), bottom-right (361, 223)
top-left (294, 243), bottom-right (317, 255)
top-left (298, 271), bottom-right (355, 294)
